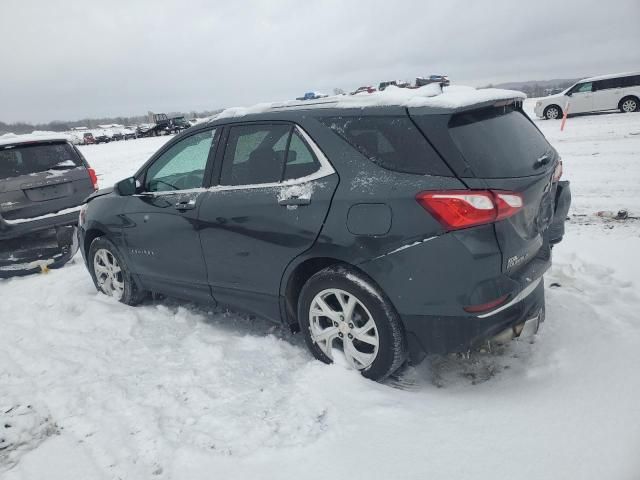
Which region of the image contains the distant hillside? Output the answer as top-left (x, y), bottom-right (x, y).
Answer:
top-left (0, 109), bottom-right (223, 136)
top-left (486, 78), bottom-right (581, 97)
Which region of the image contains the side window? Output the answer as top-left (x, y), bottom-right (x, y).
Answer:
top-left (220, 124), bottom-right (291, 186)
top-left (283, 131), bottom-right (321, 181)
top-left (575, 82), bottom-right (593, 93)
top-left (145, 129), bottom-right (215, 192)
top-left (320, 115), bottom-right (452, 176)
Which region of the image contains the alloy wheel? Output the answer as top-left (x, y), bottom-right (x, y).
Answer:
top-left (546, 107), bottom-right (559, 119)
top-left (93, 248), bottom-right (125, 300)
top-left (308, 288), bottom-right (379, 370)
top-left (622, 99), bottom-right (637, 113)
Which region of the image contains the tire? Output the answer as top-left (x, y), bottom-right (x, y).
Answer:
top-left (619, 96), bottom-right (639, 113)
top-left (298, 265), bottom-right (407, 381)
top-left (544, 105), bottom-right (562, 120)
top-left (88, 237), bottom-right (146, 305)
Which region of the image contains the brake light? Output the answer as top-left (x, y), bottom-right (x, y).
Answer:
top-left (87, 167), bottom-right (98, 190)
top-left (463, 294), bottom-right (509, 313)
top-left (552, 161), bottom-right (563, 182)
top-left (416, 190), bottom-right (523, 231)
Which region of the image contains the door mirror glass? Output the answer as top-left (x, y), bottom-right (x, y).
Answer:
top-left (115, 177), bottom-right (137, 196)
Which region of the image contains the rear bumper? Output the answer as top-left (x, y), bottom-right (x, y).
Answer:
top-left (403, 278), bottom-right (545, 360)
top-left (0, 212), bottom-right (80, 278)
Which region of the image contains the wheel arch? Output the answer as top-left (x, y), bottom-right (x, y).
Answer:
top-left (281, 256), bottom-right (389, 331)
top-left (544, 104), bottom-right (563, 118)
top-left (619, 95), bottom-right (639, 111)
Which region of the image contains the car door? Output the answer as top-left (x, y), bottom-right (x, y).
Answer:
top-left (121, 127), bottom-right (219, 302)
top-left (197, 122), bottom-right (338, 322)
top-left (593, 78), bottom-right (622, 111)
top-left (567, 81), bottom-right (594, 114)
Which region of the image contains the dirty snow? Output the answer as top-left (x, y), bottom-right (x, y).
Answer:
top-left (1, 106), bottom-right (640, 479)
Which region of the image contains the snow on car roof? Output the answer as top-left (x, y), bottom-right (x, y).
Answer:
top-left (0, 132), bottom-right (73, 147)
top-left (579, 71), bottom-right (640, 83)
top-left (213, 84), bottom-right (526, 120)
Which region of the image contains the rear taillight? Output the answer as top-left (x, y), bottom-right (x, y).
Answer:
top-left (553, 161), bottom-right (563, 182)
top-left (463, 294), bottom-right (509, 313)
top-left (87, 167), bottom-right (98, 190)
top-left (416, 190), bottom-right (523, 231)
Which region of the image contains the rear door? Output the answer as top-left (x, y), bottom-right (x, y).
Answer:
top-left (412, 104), bottom-right (558, 275)
top-left (197, 122), bottom-right (338, 321)
top-left (0, 141), bottom-right (93, 222)
top-left (593, 78), bottom-right (623, 111)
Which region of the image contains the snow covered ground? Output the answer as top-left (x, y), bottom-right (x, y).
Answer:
top-left (2, 103), bottom-right (640, 479)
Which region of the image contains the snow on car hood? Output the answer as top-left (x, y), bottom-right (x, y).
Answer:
top-left (214, 84), bottom-right (526, 120)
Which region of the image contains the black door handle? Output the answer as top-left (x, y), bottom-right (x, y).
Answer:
top-left (175, 199), bottom-right (196, 210)
top-left (278, 196), bottom-right (311, 206)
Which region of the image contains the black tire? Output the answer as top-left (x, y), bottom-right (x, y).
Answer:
top-left (88, 237), bottom-right (146, 305)
top-left (619, 96), bottom-right (639, 113)
top-left (544, 105), bottom-right (562, 120)
top-left (298, 265), bottom-right (407, 381)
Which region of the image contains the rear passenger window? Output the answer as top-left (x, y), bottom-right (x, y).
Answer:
top-left (320, 116), bottom-right (452, 176)
top-left (283, 131), bottom-right (321, 181)
top-left (220, 124), bottom-right (291, 186)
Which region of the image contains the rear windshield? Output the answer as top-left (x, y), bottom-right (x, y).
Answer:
top-left (448, 106), bottom-right (552, 178)
top-left (320, 115), bottom-right (452, 176)
top-left (0, 142), bottom-right (82, 180)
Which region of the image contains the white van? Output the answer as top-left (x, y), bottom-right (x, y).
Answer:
top-left (534, 72), bottom-right (640, 119)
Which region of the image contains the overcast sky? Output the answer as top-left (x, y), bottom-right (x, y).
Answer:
top-left (2, 0), bottom-right (639, 123)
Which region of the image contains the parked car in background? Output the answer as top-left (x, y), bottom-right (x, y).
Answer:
top-left (351, 86), bottom-right (376, 95)
top-left (123, 128), bottom-right (137, 140)
top-left (94, 132), bottom-right (110, 144)
top-left (378, 80), bottom-right (410, 91)
top-left (535, 71), bottom-right (640, 119)
top-left (110, 130), bottom-right (124, 141)
top-left (0, 136), bottom-right (98, 277)
top-left (168, 116), bottom-right (190, 134)
top-left (78, 89), bottom-right (570, 381)
top-left (83, 132), bottom-right (95, 145)
top-left (296, 92), bottom-right (329, 101)
top-left (416, 75), bottom-right (450, 87)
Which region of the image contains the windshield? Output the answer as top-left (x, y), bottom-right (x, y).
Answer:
top-left (0, 142), bottom-right (82, 179)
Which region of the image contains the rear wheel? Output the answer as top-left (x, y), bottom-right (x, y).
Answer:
top-left (88, 237), bottom-right (146, 305)
top-left (298, 265), bottom-right (407, 381)
top-left (544, 105), bottom-right (562, 120)
top-left (619, 96), bottom-right (639, 113)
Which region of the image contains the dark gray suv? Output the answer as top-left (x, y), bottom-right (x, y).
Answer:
top-left (0, 136), bottom-right (98, 277)
top-left (78, 93), bottom-right (571, 381)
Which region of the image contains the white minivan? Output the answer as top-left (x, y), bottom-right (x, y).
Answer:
top-left (534, 72), bottom-right (640, 119)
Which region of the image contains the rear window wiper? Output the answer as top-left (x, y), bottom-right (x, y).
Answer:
top-left (49, 160), bottom-right (79, 169)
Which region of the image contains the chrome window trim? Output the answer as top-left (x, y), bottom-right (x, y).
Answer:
top-left (139, 125), bottom-right (335, 196)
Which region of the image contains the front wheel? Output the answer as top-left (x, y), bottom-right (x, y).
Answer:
top-left (88, 237), bottom-right (146, 305)
top-left (298, 265), bottom-right (407, 381)
top-left (544, 105), bottom-right (562, 120)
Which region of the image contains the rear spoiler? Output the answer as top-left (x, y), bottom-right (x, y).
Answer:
top-left (408, 97), bottom-right (525, 115)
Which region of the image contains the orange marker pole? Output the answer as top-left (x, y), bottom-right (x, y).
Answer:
top-left (560, 100), bottom-right (570, 131)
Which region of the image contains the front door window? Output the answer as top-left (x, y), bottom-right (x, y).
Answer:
top-left (145, 129), bottom-right (216, 192)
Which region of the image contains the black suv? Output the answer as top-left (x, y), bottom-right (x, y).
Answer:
top-left (1, 137), bottom-right (98, 277)
top-left (78, 93), bottom-right (571, 381)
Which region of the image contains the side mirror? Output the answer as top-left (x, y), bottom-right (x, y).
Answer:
top-left (566, 92), bottom-right (572, 97)
top-left (115, 177), bottom-right (138, 196)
